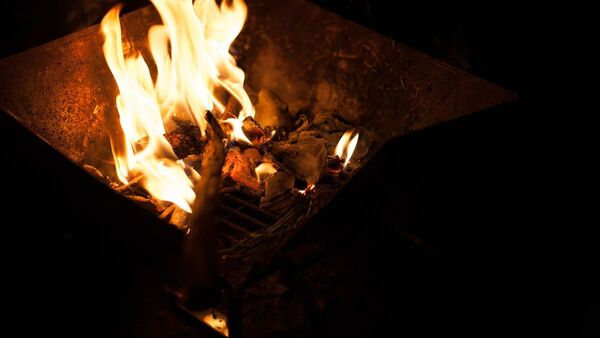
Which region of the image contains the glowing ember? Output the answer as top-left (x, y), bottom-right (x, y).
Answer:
top-left (255, 162), bottom-right (277, 183)
top-left (101, 0), bottom-right (252, 211)
top-left (298, 183), bottom-right (316, 195)
top-left (200, 309), bottom-right (229, 336)
top-left (335, 130), bottom-right (359, 167)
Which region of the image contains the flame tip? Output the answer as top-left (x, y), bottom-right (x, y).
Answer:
top-left (335, 130), bottom-right (359, 168)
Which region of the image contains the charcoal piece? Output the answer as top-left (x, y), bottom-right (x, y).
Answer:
top-left (164, 119), bottom-right (204, 158)
top-left (222, 147), bottom-right (260, 192)
top-left (241, 116), bottom-right (268, 145)
top-left (183, 110), bottom-right (225, 308)
top-left (253, 89), bottom-right (292, 129)
top-left (263, 171), bottom-right (294, 202)
top-left (271, 135), bottom-right (327, 184)
top-left (169, 205), bottom-right (189, 229)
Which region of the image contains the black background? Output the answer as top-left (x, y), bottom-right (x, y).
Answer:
top-left (0, 1), bottom-right (596, 337)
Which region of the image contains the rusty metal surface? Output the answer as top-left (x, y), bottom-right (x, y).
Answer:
top-left (0, 0), bottom-right (516, 285)
top-left (0, 0), bottom-right (515, 166)
top-left (0, 2), bottom-right (517, 333)
top-left (239, 0), bottom-right (517, 142)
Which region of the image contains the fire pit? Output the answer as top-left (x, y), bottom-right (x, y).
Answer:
top-left (0, 0), bottom-right (516, 336)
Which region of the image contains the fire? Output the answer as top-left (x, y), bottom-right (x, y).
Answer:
top-left (335, 130), bottom-right (359, 167)
top-left (101, 0), bottom-right (252, 212)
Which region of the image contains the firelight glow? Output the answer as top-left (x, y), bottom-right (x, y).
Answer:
top-left (101, 0), bottom-right (252, 212)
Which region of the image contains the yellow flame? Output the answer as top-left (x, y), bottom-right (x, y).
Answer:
top-left (101, 0), bottom-right (252, 211)
top-left (335, 130), bottom-right (360, 167)
top-left (255, 162), bottom-right (277, 183)
top-left (223, 117), bottom-right (252, 144)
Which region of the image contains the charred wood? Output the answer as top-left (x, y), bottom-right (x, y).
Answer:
top-left (182, 111), bottom-right (225, 310)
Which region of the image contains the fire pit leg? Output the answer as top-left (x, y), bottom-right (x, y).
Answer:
top-left (182, 112), bottom-right (225, 309)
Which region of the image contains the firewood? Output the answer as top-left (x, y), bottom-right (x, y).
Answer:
top-left (242, 116), bottom-right (268, 144)
top-left (222, 147), bottom-right (261, 192)
top-left (164, 118), bottom-right (204, 158)
top-left (182, 111), bottom-right (225, 310)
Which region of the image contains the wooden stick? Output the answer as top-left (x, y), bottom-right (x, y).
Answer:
top-left (182, 111), bottom-right (225, 309)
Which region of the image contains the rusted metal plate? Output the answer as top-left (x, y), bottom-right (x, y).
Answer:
top-left (0, 0), bottom-right (515, 166)
top-left (0, 1), bottom-right (517, 333)
top-left (239, 0), bottom-right (517, 142)
top-left (0, 0), bottom-right (516, 285)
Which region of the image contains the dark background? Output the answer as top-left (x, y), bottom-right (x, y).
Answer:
top-left (0, 1), bottom-right (596, 337)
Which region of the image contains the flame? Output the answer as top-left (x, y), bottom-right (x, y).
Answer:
top-left (335, 130), bottom-right (359, 167)
top-left (255, 162), bottom-right (277, 183)
top-left (224, 117), bottom-right (252, 144)
top-left (101, 0), bottom-right (252, 211)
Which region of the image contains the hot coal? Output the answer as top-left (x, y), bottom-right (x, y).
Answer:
top-left (222, 146), bottom-right (260, 192)
top-left (88, 87), bottom-right (368, 230)
top-left (164, 119), bottom-right (205, 158)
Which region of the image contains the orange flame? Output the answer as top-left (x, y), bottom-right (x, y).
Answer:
top-left (335, 130), bottom-right (359, 167)
top-left (101, 0), bottom-right (252, 211)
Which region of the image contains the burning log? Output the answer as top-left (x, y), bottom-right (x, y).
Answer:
top-left (241, 116), bottom-right (267, 144)
top-left (164, 119), bottom-right (205, 158)
top-left (182, 111), bottom-right (225, 310)
top-left (222, 147), bottom-right (261, 192)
